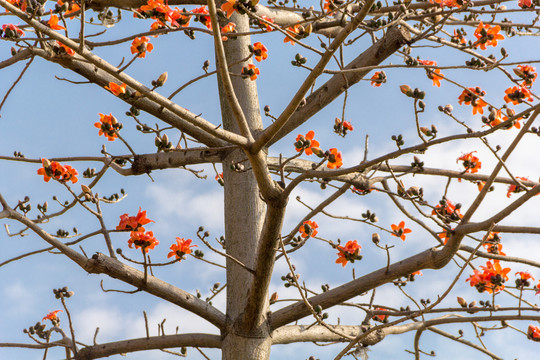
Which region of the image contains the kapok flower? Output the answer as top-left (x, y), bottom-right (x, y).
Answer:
top-left (418, 59), bottom-right (443, 87)
top-left (57, 0), bottom-right (80, 19)
top-left (528, 325), bottom-right (540, 341)
top-left (370, 71), bottom-right (386, 87)
top-left (507, 176), bottom-right (530, 198)
top-left (372, 307), bottom-right (389, 322)
top-left (333, 118), bottom-right (353, 136)
top-left (294, 130), bottom-right (320, 155)
top-left (452, 29), bottom-right (467, 44)
top-left (504, 86), bottom-right (533, 105)
top-left (43, 310), bottom-right (63, 325)
top-left (1, 24), bottom-right (25, 38)
top-left (48, 12), bottom-right (66, 30)
top-left (519, 0), bottom-right (534, 9)
top-left (514, 65), bottom-right (537, 87)
top-left (54, 41), bottom-right (75, 56)
top-left (241, 64), bottom-right (259, 80)
top-left (487, 108), bottom-right (522, 130)
top-left (324, 0), bottom-right (343, 13)
top-left (457, 151), bottom-right (481, 174)
top-left (257, 15), bottom-right (274, 32)
top-left (483, 232), bottom-right (506, 255)
top-left (535, 280), bottom-right (540, 295)
top-left (130, 36), bottom-right (154, 58)
top-left (283, 24), bottom-right (310, 45)
top-left (515, 271), bottom-right (534, 288)
top-left (37, 159), bottom-right (78, 184)
top-left (105, 82), bottom-right (127, 96)
top-left (473, 21), bottom-right (504, 50)
top-left (335, 240), bottom-right (362, 267)
top-left (327, 148), bottom-right (343, 169)
top-left (438, 228), bottom-right (452, 244)
top-left (116, 207), bottom-right (154, 232)
top-left (299, 220), bottom-right (318, 239)
top-left (215, 173), bottom-right (224, 186)
top-left (221, 0), bottom-right (238, 18)
top-left (458, 87), bottom-right (487, 115)
top-left (391, 221), bottom-right (412, 241)
top-left (94, 113), bottom-right (121, 141)
top-left (192, 6), bottom-right (212, 30)
top-left (432, 199), bottom-right (463, 222)
top-left (128, 230), bottom-right (159, 252)
top-left (253, 42), bottom-right (268, 62)
top-left (220, 22), bottom-right (236, 41)
top-left (167, 237), bottom-right (197, 261)
top-left (167, 8), bottom-right (191, 28)
top-left (466, 260), bottom-right (510, 294)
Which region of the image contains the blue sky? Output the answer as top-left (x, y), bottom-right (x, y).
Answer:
top-left (2, 1), bottom-right (540, 359)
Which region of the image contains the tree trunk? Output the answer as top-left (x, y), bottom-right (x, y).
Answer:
top-left (217, 12), bottom-right (272, 360)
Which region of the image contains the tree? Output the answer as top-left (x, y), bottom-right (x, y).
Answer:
top-left (1, 0), bottom-right (540, 358)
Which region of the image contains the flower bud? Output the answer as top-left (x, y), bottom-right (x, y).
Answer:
top-left (457, 296), bottom-right (467, 307)
top-left (81, 184), bottom-right (92, 194)
top-left (156, 72), bottom-right (168, 86)
top-left (372, 233), bottom-right (380, 244)
top-left (270, 292), bottom-right (278, 304)
top-left (42, 158), bottom-right (51, 169)
top-left (400, 84), bottom-right (411, 95)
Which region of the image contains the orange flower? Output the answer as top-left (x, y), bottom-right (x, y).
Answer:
top-left (372, 307), bottom-right (389, 322)
top-left (130, 36), bottom-right (154, 58)
top-left (457, 151), bottom-right (481, 174)
top-left (105, 82), bottom-right (127, 96)
top-left (514, 65), bottom-right (537, 87)
top-left (452, 29), bottom-right (466, 44)
top-left (507, 176), bottom-right (530, 198)
top-left (438, 228), bottom-right (453, 244)
top-left (516, 271), bottom-right (534, 287)
top-left (48, 12), bottom-right (66, 30)
top-left (294, 130), bottom-right (320, 155)
top-left (466, 260), bottom-right (510, 294)
top-left (528, 325), bottom-right (540, 341)
top-left (418, 59), bottom-right (443, 87)
top-left (253, 42), bottom-right (268, 62)
top-left (128, 230), bottom-right (159, 252)
top-left (535, 280), bottom-right (540, 295)
top-left (57, 0), bottom-right (80, 19)
top-left (138, 0), bottom-right (169, 15)
top-left (473, 21), bottom-right (504, 50)
top-left (94, 113), bottom-right (121, 141)
top-left (370, 71), bottom-right (386, 87)
top-left (257, 15), bottom-right (274, 32)
top-left (241, 64), bottom-right (259, 81)
top-left (192, 6), bottom-right (212, 30)
top-left (391, 221), bottom-right (412, 241)
top-left (327, 148), bottom-right (343, 169)
top-left (117, 207), bottom-right (154, 232)
top-left (42, 310), bottom-right (63, 323)
top-left (37, 159), bottom-right (78, 184)
top-left (215, 173), bottom-right (224, 186)
top-left (458, 87), bottom-right (487, 115)
top-left (487, 108), bottom-right (522, 130)
top-left (221, 0), bottom-right (237, 18)
top-left (411, 270), bottom-right (423, 276)
top-left (168, 237), bottom-right (197, 260)
top-left (284, 24), bottom-right (306, 45)
top-left (299, 220), bottom-right (318, 239)
top-left (335, 240), bottom-right (362, 267)
top-left (432, 199), bottom-right (463, 222)
top-left (1, 24), bottom-right (25, 38)
top-left (220, 22), bottom-right (236, 41)
top-left (504, 86), bottom-right (533, 105)
top-left (167, 7), bottom-right (191, 27)
top-left (150, 20), bottom-right (166, 32)
top-left (55, 41), bottom-right (75, 56)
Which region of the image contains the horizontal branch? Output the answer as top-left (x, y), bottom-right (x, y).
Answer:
top-left (75, 333), bottom-right (221, 360)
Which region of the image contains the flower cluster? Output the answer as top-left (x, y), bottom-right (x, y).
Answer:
top-left (515, 271), bottom-right (534, 288)
top-left (256, 15), bottom-right (274, 32)
top-left (507, 176), bottom-right (530, 198)
top-left (221, 0), bottom-right (258, 18)
top-left (192, 6), bottom-right (211, 30)
top-left (252, 42), bottom-right (268, 62)
top-left (293, 130), bottom-right (343, 169)
top-left (504, 86), bottom-right (533, 105)
top-left (94, 113), bottom-right (122, 141)
top-left (457, 151), bottom-right (481, 174)
top-left (130, 36), bottom-right (154, 58)
top-left (284, 24), bottom-right (311, 45)
top-left (466, 260), bottom-right (510, 294)
top-left (42, 310), bottom-right (62, 326)
top-left (298, 220), bottom-right (318, 239)
top-left (458, 87), bottom-right (487, 115)
top-left (221, 22), bottom-right (237, 41)
top-left (418, 59), bottom-right (443, 87)
top-left (482, 232), bottom-right (505, 256)
top-left (37, 159), bottom-right (78, 184)
top-left (391, 221), bottom-right (411, 241)
top-left (432, 199), bottom-right (463, 222)
top-left (473, 21), bottom-right (504, 50)
top-left (128, 230), bottom-right (159, 253)
top-left (335, 240), bottom-right (362, 267)
top-left (167, 237), bottom-right (197, 261)
top-left (372, 307), bottom-right (389, 322)
top-left (135, 0), bottom-right (193, 31)
top-left (484, 108), bottom-right (522, 130)
top-left (452, 29), bottom-right (467, 44)
top-left (1, 24), bottom-right (25, 39)
top-left (514, 65), bottom-right (537, 87)
top-left (334, 118), bottom-right (353, 137)
top-left (370, 71), bottom-right (386, 87)
top-left (241, 64), bottom-right (259, 80)
top-left (116, 207), bottom-right (154, 232)
top-left (57, 0), bottom-right (80, 19)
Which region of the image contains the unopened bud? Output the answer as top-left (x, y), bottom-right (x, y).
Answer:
top-left (81, 184), bottom-right (92, 194)
top-left (156, 72), bottom-right (168, 86)
top-left (457, 296), bottom-right (467, 307)
top-left (400, 84), bottom-right (411, 95)
top-left (42, 158), bottom-right (51, 169)
top-left (372, 233), bottom-right (380, 244)
top-left (270, 292), bottom-right (278, 304)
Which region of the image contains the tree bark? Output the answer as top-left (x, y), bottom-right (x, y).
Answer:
top-left (216, 12), bottom-right (272, 360)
